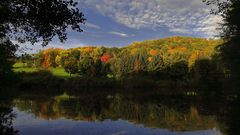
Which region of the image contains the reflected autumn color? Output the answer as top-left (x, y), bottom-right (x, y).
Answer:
top-left (12, 91), bottom-right (219, 132)
top-left (1, 74), bottom-right (240, 135)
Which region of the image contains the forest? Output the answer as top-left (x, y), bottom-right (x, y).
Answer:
top-left (17, 36), bottom-right (223, 80)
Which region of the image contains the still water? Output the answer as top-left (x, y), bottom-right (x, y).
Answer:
top-left (1, 89), bottom-right (229, 135)
top-left (13, 107), bottom-right (220, 135)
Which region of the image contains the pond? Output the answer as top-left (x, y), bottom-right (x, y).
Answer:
top-left (1, 88), bottom-right (233, 135)
top-left (12, 107), bottom-right (220, 135)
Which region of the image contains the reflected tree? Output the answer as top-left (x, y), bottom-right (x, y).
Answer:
top-left (13, 92), bottom-right (220, 132)
top-left (0, 107), bottom-right (18, 135)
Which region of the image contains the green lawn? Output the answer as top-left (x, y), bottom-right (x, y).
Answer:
top-left (49, 67), bottom-right (77, 78)
top-left (13, 62), bottom-right (75, 78)
top-left (13, 63), bottom-right (38, 72)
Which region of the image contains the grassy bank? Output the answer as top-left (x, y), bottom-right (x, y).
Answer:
top-left (13, 62), bottom-right (75, 78)
top-left (12, 63), bottom-right (197, 95)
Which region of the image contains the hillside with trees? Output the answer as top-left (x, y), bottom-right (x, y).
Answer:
top-left (18, 36), bottom-right (222, 81)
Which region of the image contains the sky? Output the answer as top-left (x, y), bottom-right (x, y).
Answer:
top-left (21, 0), bottom-right (222, 53)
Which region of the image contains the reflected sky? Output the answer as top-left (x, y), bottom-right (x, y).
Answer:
top-left (13, 108), bottom-right (222, 135)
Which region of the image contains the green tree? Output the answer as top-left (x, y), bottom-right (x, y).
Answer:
top-left (62, 50), bottom-right (81, 75)
top-left (20, 53), bottom-right (34, 67)
top-left (34, 51), bottom-right (45, 68)
top-left (47, 49), bottom-right (61, 68)
top-left (0, 40), bottom-right (17, 82)
top-left (203, 2), bottom-right (240, 134)
top-left (203, 0), bottom-right (240, 76)
top-left (0, 0), bottom-right (85, 46)
top-left (0, 0), bottom-right (85, 81)
top-left (63, 57), bottom-right (78, 76)
top-left (78, 57), bottom-right (95, 77)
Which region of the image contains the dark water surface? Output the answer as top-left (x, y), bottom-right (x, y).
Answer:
top-left (13, 107), bottom-right (221, 135)
top-left (1, 87), bottom-right (231, 135)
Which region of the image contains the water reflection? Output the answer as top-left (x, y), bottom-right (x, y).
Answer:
top-left (0, 106), bottom-right (18, 135)
top-left (13, 107), bottom-right (221, 135)
top-left (1, 86), bottom-right (239, 135)
top-left (13, 94), bottom-right (219, 131)
top-left (1, 90), bottom-right (222, 135)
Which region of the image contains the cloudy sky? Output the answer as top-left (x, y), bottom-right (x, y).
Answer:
top-left (23, 0), bottom-right (222, 52)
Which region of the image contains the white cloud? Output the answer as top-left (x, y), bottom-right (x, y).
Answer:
top-left (79, 0), bottom-right (222, 37)
top-left (109, 31), bottom-right (128, 37)
top-left (15, 39), bottom-right (87, 54)
top-left (169, 28), bottom-right (192, 34)
top-left (194, 15), bottom-right (223, 37)
top-left (85, 22), bottom-right (101, 29)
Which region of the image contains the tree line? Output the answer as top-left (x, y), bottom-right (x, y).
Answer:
top-left (18, 36), bottom-right (222, 79)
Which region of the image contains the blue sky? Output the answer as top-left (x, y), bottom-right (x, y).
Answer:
top-left (22, 0), bottom-right (222, 52)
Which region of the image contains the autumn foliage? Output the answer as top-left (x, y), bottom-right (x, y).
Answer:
top-left (100, 54), bottom-right (111, 63)
top-left (28, 36), bottom-right (221, 78)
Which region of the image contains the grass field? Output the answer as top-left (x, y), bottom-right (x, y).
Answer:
top-left (13, 63), bottom-right (38, 72)
top-left (13, 62), bottom-right (75, 78)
